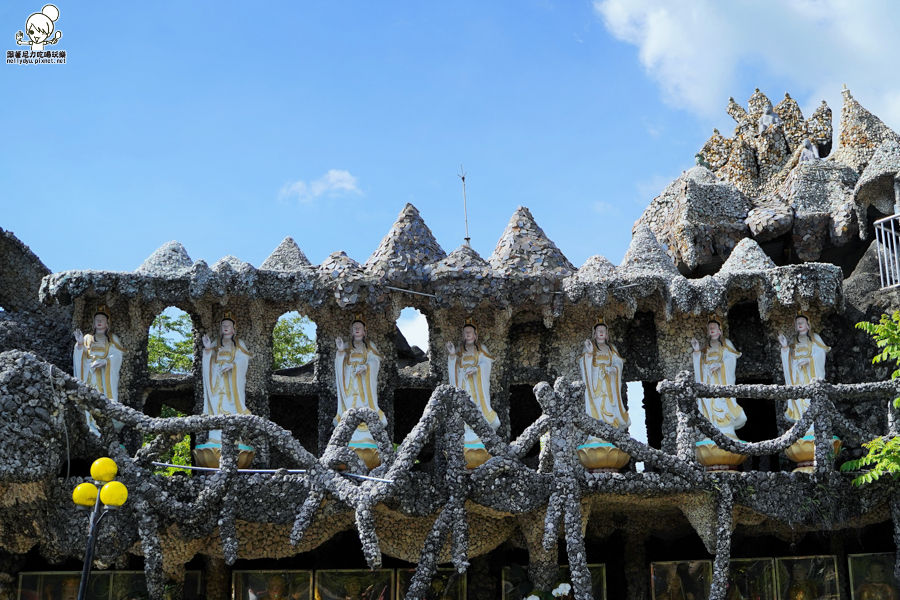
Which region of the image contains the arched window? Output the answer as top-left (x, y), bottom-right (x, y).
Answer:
top-left (272, 311), bottom-right (316, 372)
top-left (147, 306), bottom-right (193, 374)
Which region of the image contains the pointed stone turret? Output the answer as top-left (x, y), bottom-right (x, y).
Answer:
top-left (576, 255), bottom-right (617, 279)
top-left (698, 128), bottom-right (732, 172)
top-left (489, 206), bottom-right (573, 275)
top-left (720, 138), bottom-right (759, 197)
top-left (260, 237), bottom-right (311, 271)
top-left (774, 92), bottom-right (806, 152)
top-left (830, 87), bottom-right (900, 173)
top-left (318, 251), bottom-right (365, 278)
top-left (212, 255), bottom-right (254, 273)
top-left (365, 204), bottom-right (445, 285)
top-left (747, 88), bottom-right (772, 124)
top-left (727, 96), bottom-right (749, 129)
top-left (619, 225), bottom-right (680, 276)
top-left (135, 241), bottom-right (193, 276)
top-left (716, 238), bottom-right (776, 275)
top-left (432, 244), bottom-right (490, 277)
top-left (807, 100), bottom-right (833, 156)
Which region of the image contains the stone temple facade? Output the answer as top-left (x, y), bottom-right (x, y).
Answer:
top-left (2, 88), bottom-right (900, 600)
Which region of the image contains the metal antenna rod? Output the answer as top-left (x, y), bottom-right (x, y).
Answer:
top-left (458, 165), bottom-right (470, 246)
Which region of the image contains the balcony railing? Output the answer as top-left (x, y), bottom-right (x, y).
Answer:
top-left (875, 213), bottom-right (900, 288)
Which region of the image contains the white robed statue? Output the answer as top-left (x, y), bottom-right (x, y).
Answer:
top-left (576, 317), bottom-right (631, 472)
top-left (335, 315), bottom-right (385, 469)
top-left (73, 305), bottom-right (124, 436)
top-left (778, 311), bottom-right (830, 434)
top-left (194, 311), bottom-right (255, 469)
top-left (690, 317), bottom-right (746, 439)
top-left (446, 319), bottom-right (499, 469)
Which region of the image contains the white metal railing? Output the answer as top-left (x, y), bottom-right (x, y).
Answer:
top-left (875, 214), bottom-right (900, 288)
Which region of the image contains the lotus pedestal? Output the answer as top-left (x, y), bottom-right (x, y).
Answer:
top-left (695, 439), bottom-right (748, 472)
top-left (193, 442), bottom-right (255, 470)
top-left (577, 441), bottom-right (630, 473)
top-left (784, 434), bottom-right (841, 473)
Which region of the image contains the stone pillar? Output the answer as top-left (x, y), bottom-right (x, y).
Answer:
top-left (466, 555), bottom-right (496, 600)
top-left (830, 532), bottom-right (850, 600)
top-left (517, 509), bottom-right (559, 592)
top-left (623, 532), bottom-right (649, 600)
top-left (204, 555), bottom-right (231, 600)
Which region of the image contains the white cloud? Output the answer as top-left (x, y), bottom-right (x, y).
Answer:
top-left (595, 0), bottom-right (900, 127)
top-left (280, 169), bottom-right (362, 203)
top-left (397, 307), bottom-right (429, 352)
top-left (593, 200), bottom-right (620, 215)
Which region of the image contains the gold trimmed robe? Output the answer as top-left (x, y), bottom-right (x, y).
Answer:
top-left (692, 339), bottom-right (746, 439)
top-left (781, 333), bottom-right (830, 434)
top-left (578, 343), bottom-right (630, 448)
top-left (448, 345), bottom-right (499, 447)
top-left (73, 334), bottom-right (124, 436)
top-left (203, 339), bottom-right (252, 444)
top-left (335, 342), bottom-right (385, 449)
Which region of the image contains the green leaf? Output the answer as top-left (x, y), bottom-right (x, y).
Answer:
top-left (272, 312), bottom-right (315, 370)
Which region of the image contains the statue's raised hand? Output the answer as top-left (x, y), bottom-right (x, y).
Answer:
top-left (202, 334), bottom-right (215, 350)
top-left (690, 338), bottom-right (700, 352)
top-left (446, 341), bottom-right (456, 355)
top-left (778, 334), bottom-right (788, 348)
top-left (74, 329), bottom-right (85, 346)
top-left (335, 337), bottom-right (346, 352)
top-left (584, 339), bottom-right (593, 353)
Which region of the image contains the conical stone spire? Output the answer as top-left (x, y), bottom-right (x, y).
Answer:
top-left (489, 206), bottom-right (573, 275)
top-left (135, 241), bottom-right (193, 276)
top-left (433, 244), bottom-right (490, 276)
top-left (830, 87), bottom-right (900, 173)
top-left (261, 237), bottom-right (311, 271)
top-left (717, 238), bottom-right (776, 275)
top-left (575, 255), bottom-right (617, 280)
top-left (619, 225), bottom-right (680, 276)
top-left (365, 203), bottom-right (445, 285)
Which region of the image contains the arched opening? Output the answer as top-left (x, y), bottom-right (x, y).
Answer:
top-left (394, 307), bottom-right (433, 465)
top-left (271, 311), bottom-right (317, 374)
top-left (269, 311), bottom-right (319, 464)
top-left (145, 306), bottom-right (195, 475)
top-left (147, 306), bottom-right (193, 375)
top-left (396, 307), bottom-right (429, 369)
top-left (626, 381), bottom-right (648, 472)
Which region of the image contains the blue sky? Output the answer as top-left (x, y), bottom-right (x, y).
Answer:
top-left (5, 0), bottom-right (899, 446)
top-left (5, 1), bottom-right (899, 274)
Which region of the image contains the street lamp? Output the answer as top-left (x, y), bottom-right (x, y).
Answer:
top-left (71, 457), bottom-right (128, 600)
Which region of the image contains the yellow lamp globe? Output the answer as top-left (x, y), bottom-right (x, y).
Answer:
top-left (100, 481), bottom-right (128, 507)
top-left (72, 482), bottom-right (99, 507)
top-left (90, 457), bottom-right (118, 483)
